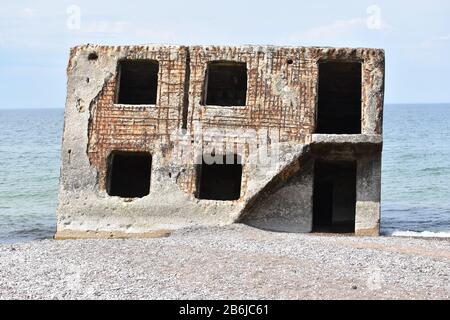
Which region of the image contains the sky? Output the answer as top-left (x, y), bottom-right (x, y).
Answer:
top-left (0, 0), bottom-right (449, 108)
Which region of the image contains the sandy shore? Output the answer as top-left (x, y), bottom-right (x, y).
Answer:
top-left (0, 224), bottom-right (449, 300)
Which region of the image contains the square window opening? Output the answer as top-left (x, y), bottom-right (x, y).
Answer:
top-left (116, 60), bottom-right (159, 105)
top-left (204, 61), bottom-right (247, 106)
top-left (196, 154), bottom-right (242, 201)
top-left (316, 61), bottom-right (362, 134)
top-left (106, 151), bottom-right (152, 198)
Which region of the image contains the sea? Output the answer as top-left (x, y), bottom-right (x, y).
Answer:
top-left (0, 104), bottom-right (449, 243)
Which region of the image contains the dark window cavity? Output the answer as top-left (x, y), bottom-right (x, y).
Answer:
top-left (117, 60), bottom-right (159, 105)
top-left (196, 154), bottom-right (242, 201)
top-left (204, 61), bottom-right (247, 106)
top-left (106, 151), bottom-right (152, 198)
top-left (316, 61), bottom-right (362, 134)
top-left (313, 160), bottom-right (357, 233)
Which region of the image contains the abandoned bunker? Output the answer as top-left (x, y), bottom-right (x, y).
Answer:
top-left (56, 45), bottom-right (384, 239)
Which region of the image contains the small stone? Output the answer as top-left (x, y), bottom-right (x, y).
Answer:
top-left (351, 285), bottom-right (358, 290)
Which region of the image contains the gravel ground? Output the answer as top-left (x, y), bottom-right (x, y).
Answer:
top-left (0, 224), bottom-right (449, 300)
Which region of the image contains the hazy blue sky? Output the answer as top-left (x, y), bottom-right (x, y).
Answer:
top-left (0, 0), bottom-right (449, 108)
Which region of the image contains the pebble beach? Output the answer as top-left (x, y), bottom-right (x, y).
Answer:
top-left (1, 224), bottom-right (449, 300)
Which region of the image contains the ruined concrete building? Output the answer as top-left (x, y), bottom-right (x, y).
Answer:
top-left (56, 44), bottom-right (384, 239)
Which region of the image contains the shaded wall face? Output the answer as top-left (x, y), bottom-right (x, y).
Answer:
top-left (356, 154), bottom-right (382, 236)
top-left (309, 141), bottom-right (382, 235)
top-left (241, 158), bottom-right (314, 233)
top-left (333, 173), bottom-right (357, 224)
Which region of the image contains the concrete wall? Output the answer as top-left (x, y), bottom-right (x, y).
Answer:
top-left (356, 153), bottom-right (382, 236)
top-left (56, 45), bottom-right (384, 239)
top-left (241, 157), bottom-right (314, 233)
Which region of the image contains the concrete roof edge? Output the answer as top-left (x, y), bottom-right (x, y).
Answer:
top-left (69, 43), bottom-right (385, 52)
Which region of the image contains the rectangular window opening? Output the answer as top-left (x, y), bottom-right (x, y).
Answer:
top-left (313, 160), bottom-right (356, 233)
top-left (316, 61), bottom-right (362, 134)
top-left (117, 60), bottom-right (159, 105)
top-left (196, 154), bottom-right (242, 201)
top-left (106, 151), bottom-right (152, 198)
top-left (204, 61), bottom-right (247, 106)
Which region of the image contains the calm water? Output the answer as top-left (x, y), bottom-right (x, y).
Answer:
top-left (0, 109), bottom-right (62, 243)
top-left (0, 105), bottom-right (449, 242)
top-left (381, 104), bottom-right (450, 237)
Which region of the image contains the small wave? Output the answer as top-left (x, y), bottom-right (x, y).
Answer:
top-left (420, 167), bottom-right (450, 173)
top-left (390, 230), bottom-right (450, 238)
top-left (0, 225), bottom-right (56, 243)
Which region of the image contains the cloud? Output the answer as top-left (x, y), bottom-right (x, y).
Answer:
top-left (285, 6), bottom-right (391, 46)
top-left (288, 18), bottom-right (365, 43)
top-left (21, 7), bottom-right (34, 18)
top-left (437, 35), bottom-right (450, 41)
top-left (420, 34), bottom-right (450, 48)
top-left (68, 21), bottom-right (176, 44)
top-left (82, 21), bottom-right (128, 34)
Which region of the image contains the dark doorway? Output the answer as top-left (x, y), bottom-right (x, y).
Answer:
top-left (313, 160), bottom-right (357, 233)
top-left (204, 61), bottom-right (247, 106)
top-left (316, 61), bottom-right (361, 134)
top-left (117, 60), bottom-right (159, 105)
top-left (196, 154), bottom-right (242, 201)
top-left (106, 151), bottom-right (152, 198)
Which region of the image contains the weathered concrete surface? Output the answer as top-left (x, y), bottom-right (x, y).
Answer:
top-left (311, 134), bottom-right (382, 145)
top-left (54, 229), bottom-right (171, 240)
top-left (241, 157), bottom-right (314, 233)
top-left (57, 45), bottom-right (384, 238)
top-left (355, 154), bottom-right (382, 236)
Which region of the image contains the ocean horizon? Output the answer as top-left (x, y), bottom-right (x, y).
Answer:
top-left (1, 103), bottom-right (449, 243)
